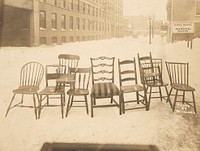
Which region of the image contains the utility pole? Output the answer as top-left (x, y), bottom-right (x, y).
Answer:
top-left (148, 16), bottom-right (152, 44)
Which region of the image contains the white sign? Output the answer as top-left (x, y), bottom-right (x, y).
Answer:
top-left (172, 23), bottom-right (194, 33)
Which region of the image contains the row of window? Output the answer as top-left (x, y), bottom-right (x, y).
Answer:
top-left (40, 11), bottom-right (112, 31)
top-left (40, 0), bottom-right (123, 17)
top-left (40, 35), bottom-right (104, 44)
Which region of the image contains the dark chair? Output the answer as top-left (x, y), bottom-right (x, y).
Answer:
top-left (66, 68), bottom-right (91, 117)
top-left (118, 58), bottom-right (148, 113)
top-left (137, 53), bottom-right (172, 109)
top-left (165, 62), bottom-right (196, 113)
top-left (56, 54), bottom-right (80, 90)
top-left (38, 65), bottom-right (65, 119)
top-left (5, 62), bottom-right (44, 119)
top-left (90, 56), bottom-right (121, 117)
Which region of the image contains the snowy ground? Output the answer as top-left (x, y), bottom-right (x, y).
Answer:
top-left (0, 36), bottom-right (200, 151)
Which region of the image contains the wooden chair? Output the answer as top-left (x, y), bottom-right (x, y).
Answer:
top-left (66, 68), bottom-right (91, 117)
top-left (38, 65), bottom-right (65, 119)
top-left (118, 58), bottom-right (148, 114)
top-left (90, 56), bottom-right (121, 117)
top-left (5, 62), bottom-right (44, 119)
top-left (165, 62), bottom-right (196, 113)
top-left (56, 54), bottom-right (80, 90)
top-left (137, 53), bottom-right (172, 109)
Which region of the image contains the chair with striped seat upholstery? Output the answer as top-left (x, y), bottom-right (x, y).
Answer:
top-left (90, 56), bottom-right (121, 117)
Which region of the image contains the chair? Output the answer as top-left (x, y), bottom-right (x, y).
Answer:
top-left (165, 62), bottom-right (196, 113)
top-left (66, 68), bottom-right (91, 117)
top-left (56, 54), bottom-right (80, 90)
top-left (5, 62), bottom-right (44, 119)
top-left (90, 56), bottom-right (121, 117)
top-left (38, 65), bottom-right (65, 119)
top-left (137, 53), bottom-right (172, 109)
top-left (118, 58), bottom-right (148, 114)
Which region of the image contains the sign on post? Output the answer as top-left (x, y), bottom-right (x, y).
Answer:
top-left (172, 23), bottom-right (194, 33)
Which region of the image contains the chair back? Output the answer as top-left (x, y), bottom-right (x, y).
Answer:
top-left (118, 58), bottom-right (138, 87)
top-left (20, 62), bottom-right (44, 89)
top-left (45, 65), bottom-right (64, 87)
top-left (137, 52), bottom-right (154, 84)
top-left (165, 62), bottom-right (189, 85)
top-left (152, 58), bottom-right (163, 83)
top-left (58, 54), bottom-right (80, 74)
top-left (90, 56), bottom-right (115, 84)
top-left (71, 68), bottom-right (91, 90)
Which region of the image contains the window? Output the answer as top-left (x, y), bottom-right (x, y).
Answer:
top-left (62, 36), bottom-right (66, 43)
top-left (196, 1), bottom-right (200, 15)
top-left (69, 0), bottom-right (73, 10)
top-left (61, 0), bottom-right (66, 8)
top-left (52, 36), bottom-right (57, 44)
top-left (80, 2), bottom-right (85, 13)
top-left (39, 11), bottom-right (46, 29)
top-left (40, 0), bottom-right (46, 2)
top-left (76, 17), bottom-right (80, 30)
top-left (69, 36), bottom-right (73, 42)
top-left (40, 37), bottom-right (46, 45)
top-left (51, 13), bottom-right (57, 29)
top-left (53, 0), bottom-right (57, 5)
top-left (69, 16), bottom-right (73, 30)
top-left (82, 18), bottom-right (85, 30)
top-left (61, 15), bottom-right (66, 30)
top-left (87, 19), bottom-right (90, 30)
top-left (74, 0), bottom-right (80, 12)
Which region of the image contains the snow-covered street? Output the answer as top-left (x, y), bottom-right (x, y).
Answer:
top-left (0, 36), bottom-right (200, 151)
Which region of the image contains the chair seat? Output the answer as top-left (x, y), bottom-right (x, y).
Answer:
top-left (39, 86), bottom-right (65, 95)
top-left (144, 72), bottom-right (159, 78)
top-left (147, 81), bottom-right (168, 87)
top-left (121, 84), bottom-right (144, 93)
top-left (67, 88), bottom-right (89, 95)
top-left (56, 74), bottom-right (75, 84)
top-left (172, 84), bottom-right (195, 91)
top-left (91, 82), bottom-right (119, 98)
top-left (13, 86), bottom-right (39, 94)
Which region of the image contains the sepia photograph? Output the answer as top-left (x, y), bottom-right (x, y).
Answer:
top-left (0, 0), bottom-right (200, 151)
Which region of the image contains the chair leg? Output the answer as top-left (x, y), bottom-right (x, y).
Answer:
top-left (136, 92), bottom-right (139, 104)
top-left (182, 91), bottom-right (185, 104)
top-left (91, 96), bottom-right (94, 118)
top-left (21, 94), bottom-right (24, 104)
top-left (38, 95), bottom-right (42, 119)
top-left (144, 90), bottom-right (148, 111)
top-left (33, 94), bottom-right (38, 119)
top-left (159, 86), bottom-right (163, 101)
top-left (172, 90), bottom-right (178, 112)
top-left (119, 94), bottom-right (122, 115)
top-left (192, 91), bottom-right (197, 113)
top-left (110, 96), bottom-right (113, 104)
top-left (5, 93), bottom-right (16, 117)
top-left (148, 87), bottom-right (152, 109)
top-left (84, 95), bottom-right (89, 114)
top-left (70, 96), bottom-right (74, 106)
top-left (61, 94), bottom-right (64, 118)
top-left (66, 95), bottom-right (71, 117)
top-left (165, 86), bottom-right (172, 108)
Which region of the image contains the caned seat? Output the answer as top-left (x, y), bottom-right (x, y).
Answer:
top-left (165, 62), bottom-right (196, 113)
top-left (138, 53), bottom-right (172, 109)
top-left (66, 68), bottom-right (91, 117)
top-left (5, 62), bottom-right (44, 119)
top-left (118, 58), bottom-right (148, 113)
top-left (90, 56), bottom-right (121, 117)
top-left (38, 65), bottom-right (65, 119)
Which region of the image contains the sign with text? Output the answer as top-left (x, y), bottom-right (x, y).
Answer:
top-left (172, 23), bottom-right (194, 33)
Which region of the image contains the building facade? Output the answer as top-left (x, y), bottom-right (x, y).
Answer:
top-left (2, 0), bottom-right (123, 46)
top-left (166, 0), bottom-right (200, 42)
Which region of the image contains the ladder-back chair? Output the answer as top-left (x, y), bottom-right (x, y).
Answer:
top-left (5, 62), bottom-right (44, 119)
top-left (90, 56), bottom-right (121, 117)
top-left (165, 62), bottom-right (196, 113)
top-left (118, 58), bottom-right (148, 113)
top-left (66, 68), bottom-right (91, 117)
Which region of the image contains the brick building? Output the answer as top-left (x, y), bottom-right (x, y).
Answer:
top-left (1, 0), bottom-right (123, 46)
top-left (166, 0), bottom-right (200, 42)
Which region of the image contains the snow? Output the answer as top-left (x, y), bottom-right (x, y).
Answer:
top-left (0, 36), bottom-right (200, 151)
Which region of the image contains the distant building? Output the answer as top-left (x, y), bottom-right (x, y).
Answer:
top-left (166, 0), bottom-right (200, 42)
top-left (123, 16), bottom-right (148, 37)
top-left (1, 0), bottom-right (124, 47)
